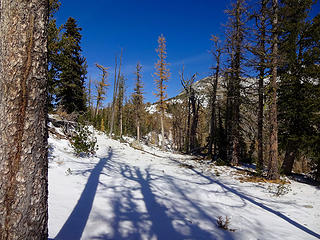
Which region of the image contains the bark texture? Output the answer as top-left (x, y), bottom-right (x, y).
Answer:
top-left (0, 0), bottom-right (48, 239)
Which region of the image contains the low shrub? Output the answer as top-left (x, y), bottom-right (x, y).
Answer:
top-left (267, 182), bottom-right (292, 197)
top-left (71, 124), bottom-right (98, 156)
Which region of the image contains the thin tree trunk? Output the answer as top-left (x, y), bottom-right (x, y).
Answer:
top-left (226, 72), bottom-right (233, 163)
top-left (257, 0), bottom-right (267, 173)
top-left (208, 96), bottom-right (216, 158)
top-left (118, 77), bottom-right (124, 138)
top-left (160, 110), bottom-right (165, 150)
top-left (0, 1), bottom-right (48, 238)
top-left (186, 98), bottom-right (191, 153)
top-left (190, 97), bottom-right (200, 153)
top-left (268, 0), bottom-right (280, 180)
top-left (208, 55), bottom-right (220, 159)
top-left (110, 50), bottom-right (122, 137)
top-left (217, 102), bottom-right (226, 159)
top-left (95, 99), bottom-right (100, 117)
top-left (137, 121), bottom-right (140, 142)
top-left (109, 56), bottom-right (118, 137)
top-left (119, 106), bottom-right (123, 137)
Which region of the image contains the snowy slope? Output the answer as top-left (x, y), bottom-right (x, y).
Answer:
top-left (48, 127), bottom-right (320, 240)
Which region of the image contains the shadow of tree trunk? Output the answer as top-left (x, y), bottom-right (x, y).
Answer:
top-left (55, 150), bottom-right (113, 240)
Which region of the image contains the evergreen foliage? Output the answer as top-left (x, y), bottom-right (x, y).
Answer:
top-left (71, 124), bottom-right (97, 156)
top-left (48, 0), bottom-right (61, 110)
top-left (56, 17), bottom-right (87, 114)
top-left (132, 62), bottom-right (144, 141)
top-left (278, 0), bottom-right (320, 176)
top-left (224, 0), bottom-right (247, 166)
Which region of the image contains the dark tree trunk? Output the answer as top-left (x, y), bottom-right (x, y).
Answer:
top-left (267, 0), bottom-right (280, 180)
top-left (160, 109), bottom-right (165, 149)
top-left (217, 102), bottom-right (227, 159)
top-left (257, 0), bottom-right (267, 173)
top-left (0, 0), bottom-right (48, 239)
top-left (208, 96), bottom-right (216, 158)
top-left (225, 0), bottom-right (245, 166)
top-left (186, 98), bottom-right (191, 153)
top-left (226, 72), bottom-right (234, 163)
top-left (281, 145), bottom-right (297, 175)
top-left (190, 90), bottom-right (200, 153)
top-left (230, 0), bottom-right (243, 166)
top-left (208, 37), bottom-right (221, 159)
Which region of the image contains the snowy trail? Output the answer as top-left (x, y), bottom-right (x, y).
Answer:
top-left (48, 132), bottom-right (320, 240)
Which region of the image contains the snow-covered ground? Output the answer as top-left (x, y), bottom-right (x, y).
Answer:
top-left (48, 127), bottom-right (320, 240)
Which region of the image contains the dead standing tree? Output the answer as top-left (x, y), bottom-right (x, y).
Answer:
top-left (208, 35), bottom-right (223, 159)
top-left (109, 49), bottom-right (123, 137)
top-left (117, 75), bottom-right (125, 137)
top-left (95, 64), bottom-right (110, 117)
top-left (180, 66), bottom-right (199, 153)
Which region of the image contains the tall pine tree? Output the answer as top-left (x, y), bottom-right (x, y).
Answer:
top-left (57, 17), bottom-right (87, 114)
top-left (132, 63), bottom-right (144, 142)
top-left (278, 0), bottom-right (320, 176)
top-left (225, 0), bottom-right (247, 165)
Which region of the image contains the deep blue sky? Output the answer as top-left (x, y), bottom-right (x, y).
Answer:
top-left (55, 0), bottom-right (319, 104)
top-left (56, 0), bottom-right (230, 104)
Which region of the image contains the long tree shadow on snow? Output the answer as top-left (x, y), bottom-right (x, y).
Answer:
top-left (116, 165), bottom-right (184, 240)
top-left (54, 149), bottom-right (113, 240)
top-left (181, 162), bottom-right (320, 239)
top-left (93, 165), bottom-right (220, 240)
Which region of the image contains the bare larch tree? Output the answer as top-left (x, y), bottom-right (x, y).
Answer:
top-left (154, 34), bottom-right (170, 150)
top-left (95, 63), bottom-right (109, 116)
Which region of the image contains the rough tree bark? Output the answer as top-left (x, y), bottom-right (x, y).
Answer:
top-left (0, 0), bottom-right (48, 239)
